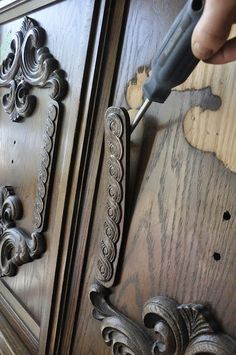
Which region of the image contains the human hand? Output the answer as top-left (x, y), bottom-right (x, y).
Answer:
top-left (192, 0), bottom-right (236, 64)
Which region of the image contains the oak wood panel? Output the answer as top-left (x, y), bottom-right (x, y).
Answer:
top-left (72, 0), bottom-right (236, 353)
top-left (113, 0), bottom-right (236, 339)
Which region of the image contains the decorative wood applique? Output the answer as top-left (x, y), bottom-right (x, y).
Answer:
top-left (0, 186), bottom-right (44, 277)
top-left (90, 282), bottom-right (236, 354)
top-left (0, 16), bottom-right (67, 121)
top-left (0, 17), bottom-right (67, 276)
top-left (33, 102), bottom-right (59, 231)
top-left (90, 283), bottom-right (153, 355)
top-left (96, 107), bottom-right (130, 288)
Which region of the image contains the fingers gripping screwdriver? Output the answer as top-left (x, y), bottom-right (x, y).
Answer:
top-left (131, 0), bottom-right (205, 132)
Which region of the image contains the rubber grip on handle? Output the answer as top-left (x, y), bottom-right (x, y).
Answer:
top-left (143, 0), bottom-right (205, 103)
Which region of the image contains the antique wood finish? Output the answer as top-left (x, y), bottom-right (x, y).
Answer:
top-left (1, 0), bottom-right (236, 354)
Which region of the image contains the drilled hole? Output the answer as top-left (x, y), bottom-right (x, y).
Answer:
top-left (11, 160), bottom-right (14, 164)
top-left (213, 252), bottom-right (221, 261)
top-left (13, 140), bottom-right (16, 145)
top-left (191, 0), bottom-right (203, 11)
top-left (223, 211), bottom-right (231, 221)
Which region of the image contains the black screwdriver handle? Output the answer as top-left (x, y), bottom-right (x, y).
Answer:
top-left (143, 0), bottom-right (205, 103)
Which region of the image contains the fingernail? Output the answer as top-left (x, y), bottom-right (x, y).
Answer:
top-left (193, 42), bottom-right (213, 59)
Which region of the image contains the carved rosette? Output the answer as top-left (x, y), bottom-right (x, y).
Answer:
top-left (0, 16), bottom-right (67, 121)
top-left (91, 283), bottom-right (236, 355)
top-left (0, 18), bottom-right (67, 276)
top-left (96, 107), bottom-right (130, 288)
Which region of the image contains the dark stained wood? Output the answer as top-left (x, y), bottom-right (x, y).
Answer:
top-left (1, 0), bottom-right (236, 354)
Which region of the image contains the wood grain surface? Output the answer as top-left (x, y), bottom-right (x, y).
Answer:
top-left (72, 0), bottom-right (236, 353)
top-left (177, 26), bottom-right (236, 173)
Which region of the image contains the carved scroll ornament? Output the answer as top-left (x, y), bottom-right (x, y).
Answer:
top-left (96, 107), bottom-right (130, 288)
top-left (91, 106), bottom-right (236, 354)
top-left (0, 186), bottom-right (44, 277)
top-left (0, 16), bottom-right (67, 121)
top-left (0, 18), bottom-right (67, 276)
top-left (90, 282), bottom-right (236, 355)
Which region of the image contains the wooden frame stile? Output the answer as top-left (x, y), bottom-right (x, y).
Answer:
top-left (48, 1), bottom-right (130, 353)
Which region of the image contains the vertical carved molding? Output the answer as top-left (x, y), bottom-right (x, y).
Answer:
top-left (96, 107), bottom-right (130, 288)
top-left (0, 17), bottom-right (67, 276)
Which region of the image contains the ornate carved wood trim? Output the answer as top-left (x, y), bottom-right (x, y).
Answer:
top-left (91, 106), bottom-right (236, 354)
top-left (90, 283), bottom-right (153, 354)
top-left (0, 16), bottom-right (67, 121)
top-left (90, 282), bottom-right (236, 354)
top-left (0, 17), bottom-right (67, 276)
top-left (95, 107), bottom-right (130, 288)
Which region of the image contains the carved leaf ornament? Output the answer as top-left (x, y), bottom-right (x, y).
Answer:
top-left (0, 17), bottom-right (67, 276)
top-left (90, 107), bottom-right (236, 355)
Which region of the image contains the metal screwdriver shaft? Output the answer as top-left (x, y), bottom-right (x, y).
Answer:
top-left (130, 0), bottom-right (204, 134)
top-left (131, 98), bottom-right (152, 133)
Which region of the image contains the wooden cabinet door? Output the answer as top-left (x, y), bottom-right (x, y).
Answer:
top-left (0, 0), bottom-right (101, 353)
top-left (68, 0), bottom-right (236, 354)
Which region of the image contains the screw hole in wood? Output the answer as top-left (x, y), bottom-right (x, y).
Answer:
top-left (213, 252), bottom-right (221, 262)
top-left (223, 211), bottom-right (231, 221)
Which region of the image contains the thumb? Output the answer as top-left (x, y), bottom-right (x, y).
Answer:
top-left (192, 0), bottom-right (235, 60)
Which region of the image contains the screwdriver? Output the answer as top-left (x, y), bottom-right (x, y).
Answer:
top-left (131, 0), bottom-right (205, 132)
